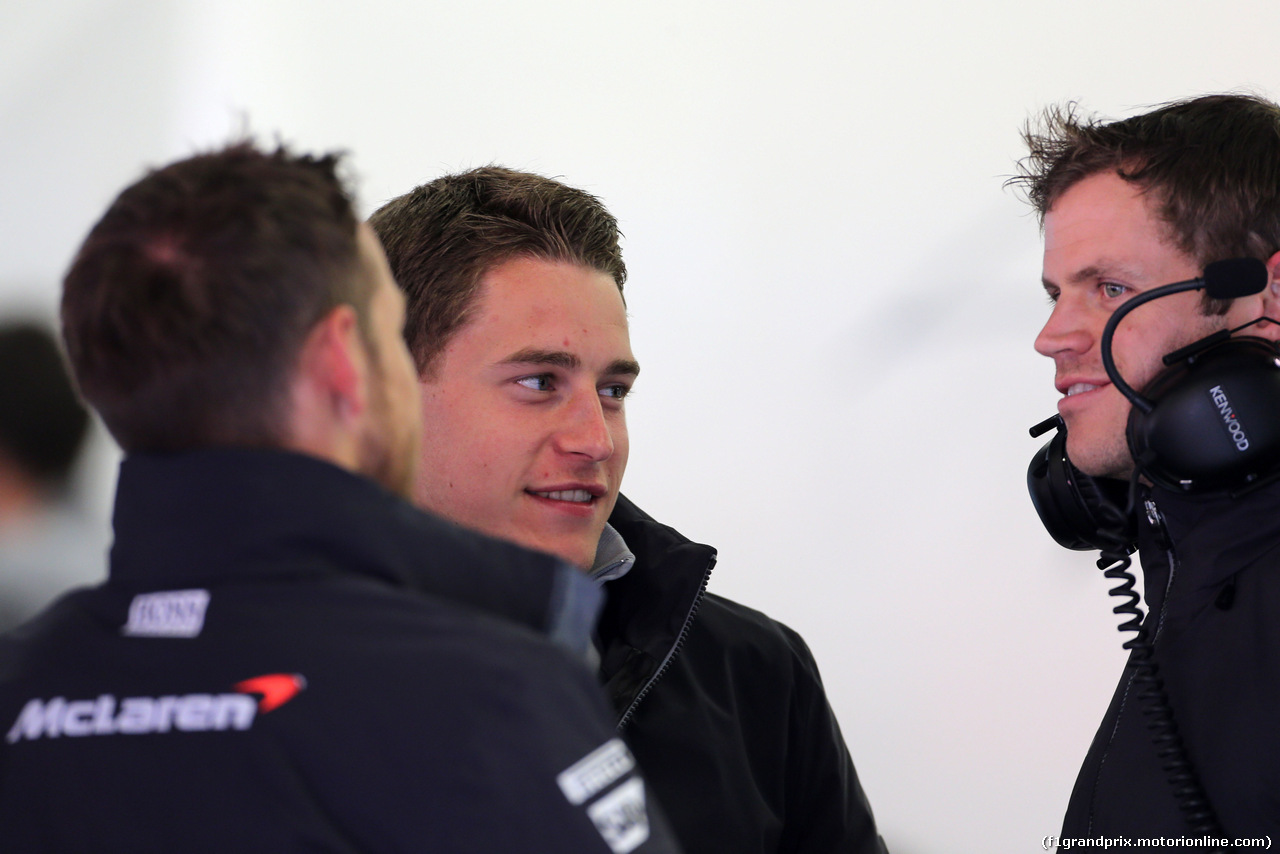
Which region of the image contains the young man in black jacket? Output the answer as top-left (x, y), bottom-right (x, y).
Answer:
top-left (370, 167), bottom-right (888, 853)
top-left (1017, 94), bottom-right (1280, 840)
top-left (0, 142), bottom-right (680, 854)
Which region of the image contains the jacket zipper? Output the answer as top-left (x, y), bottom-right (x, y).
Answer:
top-left (616, 554), bottom-right (716, 732)
top-left (1143, 498), bottom-right (1177, 642)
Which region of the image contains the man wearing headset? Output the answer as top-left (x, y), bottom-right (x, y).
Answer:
top-left (1017, 95), bottom-right (1280, 838)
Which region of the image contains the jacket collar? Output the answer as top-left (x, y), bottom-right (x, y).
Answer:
top-left (109, 448), bottom-right (601, 646)
top-left (1142, 478), bottom-right (1280, 595)
top-left (590, 524), bottom-right (636, 583)
top-left (596, 494), bottom-right (716, 709)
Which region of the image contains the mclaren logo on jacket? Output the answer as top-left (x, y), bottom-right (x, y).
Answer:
top-left (4, 673), bottom-right (305, 743)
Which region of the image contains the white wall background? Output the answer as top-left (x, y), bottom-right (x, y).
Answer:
top-left (4, 2), bottom-right (1278, 850)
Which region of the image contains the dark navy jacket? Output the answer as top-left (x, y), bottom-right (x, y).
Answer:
top-left (1061, 479), bottom-right (1280, 843)
top-left (602, 495), bottom-right (887, 853)
top-left (0, 449), bottom-right (680, 854)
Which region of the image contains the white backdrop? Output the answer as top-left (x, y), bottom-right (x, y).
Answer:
top-left (5, 2), bottom-right (1279, 850)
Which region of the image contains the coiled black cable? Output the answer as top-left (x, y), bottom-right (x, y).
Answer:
top-left (1081, 471), bottom-right (1225, 844)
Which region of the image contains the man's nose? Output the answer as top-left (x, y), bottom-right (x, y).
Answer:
top-left (554, 392), bottom-right (614, 461)
top-left (1034, 299), bottom-right (1093, 359)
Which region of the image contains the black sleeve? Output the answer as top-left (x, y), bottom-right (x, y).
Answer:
top-left (776, 625), bottom-right (889, 854)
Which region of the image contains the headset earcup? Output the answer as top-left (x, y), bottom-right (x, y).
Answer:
top-left (1028, 429), bottom-right (1134, 551)
top-left (1128, 337), bottom-right (1280, 493)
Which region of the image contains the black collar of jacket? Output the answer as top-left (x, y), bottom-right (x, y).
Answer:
top-left (1141, 477), bottom-right (1280, 610)
top-left (109, 447), bottom-right (586, 638)
top-left (598, 494), bottom-right (716, 711)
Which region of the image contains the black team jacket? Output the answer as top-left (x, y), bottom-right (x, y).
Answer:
top-left (0, 449), bottom-right (680, 854)
top-left (601, 495), bottom-right (888, 853)
top-left (1061, 479), bottom-right (1280, 843)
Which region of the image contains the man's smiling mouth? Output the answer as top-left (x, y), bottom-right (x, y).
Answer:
top-left (529, 489), bottom-right (594, 503)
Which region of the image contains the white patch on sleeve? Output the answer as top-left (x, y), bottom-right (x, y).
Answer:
top-left (557, 737), bottom-right (636, 805)
top-left (586, 777), bottom-right (650, 853)
top-left (122, 589), bottom-right (211, 638)
top-left (559, 740), bottom-right (649, 853)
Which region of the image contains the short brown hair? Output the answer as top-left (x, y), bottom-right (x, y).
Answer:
top-left (61, 141), bottom-right (372, 453)
top-left (1012, 94), bottom-right (1280, 311)
top-left (368, 166), bottom-right (626, 377)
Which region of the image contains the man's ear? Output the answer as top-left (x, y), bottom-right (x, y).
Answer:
top-left (288, 305), bottom-right (371, 460)
top-left (1255, 250), bottom-right (1280, 341)
top-left (302, 304), bottom-right (369, 421)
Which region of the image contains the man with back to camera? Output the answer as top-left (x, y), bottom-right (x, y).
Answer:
top-left (0, 141), bottom-right (682, 854)
top-left (369, 167), bottom-right (888, 853)
top-left (1015, 94), bottom-right (1280, 838)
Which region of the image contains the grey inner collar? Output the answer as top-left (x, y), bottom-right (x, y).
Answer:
top-left (590, 523), bottom-right (635, 583)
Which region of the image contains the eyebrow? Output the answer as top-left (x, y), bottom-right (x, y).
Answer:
top-left (501, 348), bottom-right (641, 377)
top-left (1044, 261), bottom-right (1148, 290)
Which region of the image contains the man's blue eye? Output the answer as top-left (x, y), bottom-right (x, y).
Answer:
top-left (516, 375), bottom-right (554, 391)
top-left (601, 385), bottom-right (630, 400)
top-left (1101, 282), bottom-right (1128, 299)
